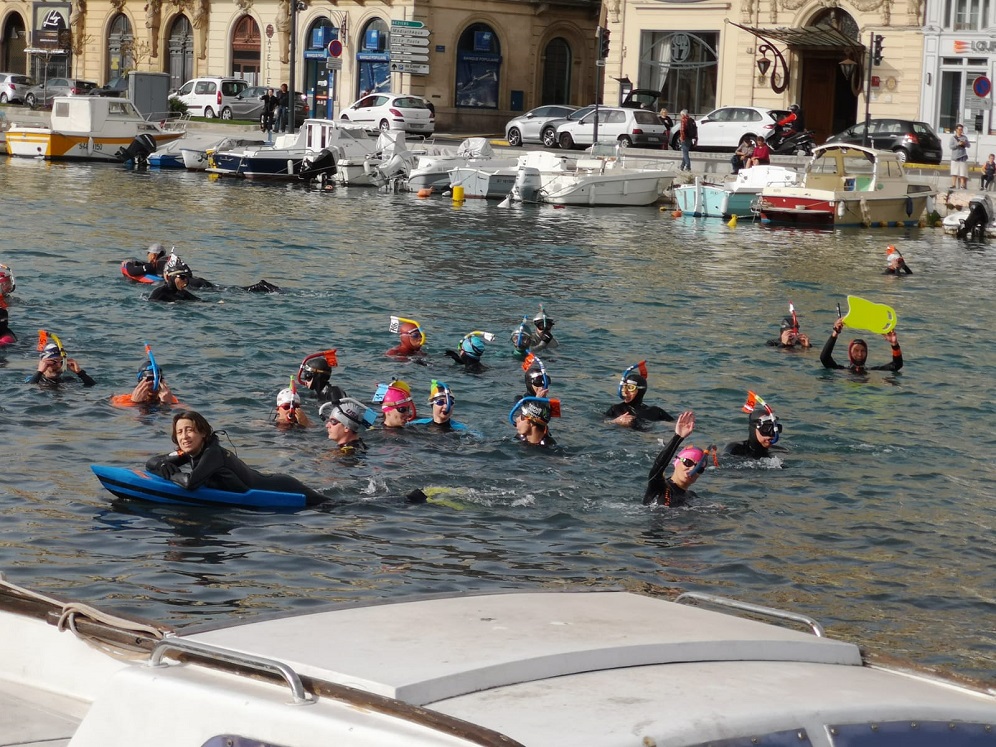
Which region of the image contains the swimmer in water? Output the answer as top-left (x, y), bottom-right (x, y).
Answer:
top-left (724, 392), bottom-right (785, 459)
top-left (378, 380), bottom-right (417, 429)
top-left (511, 396), bottom-right (558, 447)
top-left (644, 411), bottom-right (712, 507)
top-left (320, 397), bottom-right (375, 454)
top-left (274, 386), bottom-right (311, 427)
top-left (111, 359), bottom-right (178, 408)
top-left (149, 255), bottom-right (201, 302)
top-left (410, 380), bottom-right (468, 431)
top-left (605, 361), bottom-right (673, 427)
top-left (445, 331), bottom-right (491, 373)
top-left (821, 318), bottom-right (902, 373)
top-left (386, 316), bottom-right (427, 360)
top-left (29, 336), bottom-right (96, 389)
top-left (884, 245), bottom-right (912, 275)
top-left (529, 306), bottom-right (558, 352)
top-left (296, 351), bottom-right (344, 403)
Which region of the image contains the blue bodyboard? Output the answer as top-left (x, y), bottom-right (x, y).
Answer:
top-left (91, 465), bottom-right (308, 509)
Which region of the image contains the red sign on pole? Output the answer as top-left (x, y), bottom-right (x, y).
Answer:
top-left (327, 39), bottom-right (343, 58)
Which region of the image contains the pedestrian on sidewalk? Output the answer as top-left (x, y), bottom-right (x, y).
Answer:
top-left (679, 110), bottom-right (696, 172)
top-left (950, 123), bottom-right (970, 190)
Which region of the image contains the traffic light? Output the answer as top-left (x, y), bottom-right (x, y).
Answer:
top-left (872, 34), bottom-right (884, 65)
top-left (599, 27), bottom-right (611, 60)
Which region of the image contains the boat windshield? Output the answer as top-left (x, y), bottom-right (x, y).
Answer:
top-left (108, 101), bottom-right (140, 118)
top-left (841, 153), bottom-right (875, 175)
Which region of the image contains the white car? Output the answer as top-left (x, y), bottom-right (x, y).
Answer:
top-left (339, 93), bottom-right (434, 136)
top-left (686, 106), bottom-right (789, 151)
top-left (170, 77), bottom-right (249, 119)
top-left (555, 107), bottom-right (667, 149)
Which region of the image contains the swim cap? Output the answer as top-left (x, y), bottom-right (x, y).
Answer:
top-left (381, 380), bottom-right (416, 420)
top-left (675, 446), bottom-right (706, 473)
top-left (428, 380), bottom-right (454, 414)
top-left (0, 264), bottom-right (14, 294)
top-left (276, 388), bottom-right (300, 407)
top-left (533, 309), bottom-right (554, 329)
top-left (520, 399), bottom-right (551, 425)
top-left (460, 334), bottom-right (486, 360)
top-left (40, 342), bottom-right (62, 360)
top-left (164, 255), bottom-right (192, 284)
top-left (525, 365), bottom-right (550, 390)
top-left (136, 362), bottom-right (156, 381)
top-left (320, 397), bottom-right (373, 431)
top-left (398, 321), bottom-right (424, 346)
top-left (147, 242), bottom-right (166, 259)
top-left (848, 339), bottom-right (867, 364)
top-left (780, 316), bottom-right (798, 332)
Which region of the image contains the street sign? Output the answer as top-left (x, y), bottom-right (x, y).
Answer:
top-left (390, 62), bottom-right (430, 75)
top-left (327, 39), bottom-right (343, 58)
top-left (391, 50), bottom-right (429, 62)
top-left (391, 20), bottom-right (424, 28)
top-left (390, 36), bottom-right (430, 47)
top-left (973, 75), bottom-right (991, 98)
top-left (391, 27), bottom-right (431, 38)
top-left (326, 58), bottom-right (342, 70)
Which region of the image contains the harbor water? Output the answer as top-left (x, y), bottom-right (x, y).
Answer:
top-left (0, 158), bottom-right (993, 683)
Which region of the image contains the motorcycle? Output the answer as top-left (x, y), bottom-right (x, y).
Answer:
top-left (765, 123), bottom-right (816, 156)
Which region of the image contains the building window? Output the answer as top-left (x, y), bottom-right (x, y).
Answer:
top-left (944, 0), bottom-right (991, 30)
top-left (541, 37), bottom-right (571, 105)
top-left (455, 23), bottom-right (500, 108)
top-left (167, 16), bottom-right (193, 90)
top-left (638, 31), bottom-right (718, 115)
top-left (939, 58), bottom-right (988, 133)
top-left (106, 14), bottom-right (133, 81)
top-left (232, 15), bottom-right (261, 85)
top-left (305, 18), bottom-right (336, 117)
top-left (356, 17), bottom-right (389, 99)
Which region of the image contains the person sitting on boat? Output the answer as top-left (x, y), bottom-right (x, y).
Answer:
top-left (731, 140), bottom-right (754, 174)
top-left (149, 255), bottom-right (201, 302)
top-left (385, 316), bottom-right (426, 360)
top-left (644, 411), bottom-right (710, 507)
top-left (274, 386), bottom-right (311, 427)
top-left (767, 316), bottom-right (811, 349)
top-left (0, 309), bottom-right (16, 347)
top-left (530, 306), bottom-right (558, 351)
top-left (320, 397), bottom-right (374, 454)
top-left (29, 338), bottom-right (96, 389)
top-left (147, 410), bottom-right (325, 504)
top-left (749, 137), bottom-right (771, 167)
top-left (724, 392), bottom-right (786, 460)
top-left (511, 397), bottom-right (558, 447)
top-left (377, 380), bottom-right (417, 429)
top-left (297, 351), bottom-right (343, 403)
top-left (111, 361), bottom-right (178, 408)
top-left (605, 362), bottom-right (673, 428)
top-left (410, 380), bottom-right (468, 432)
top-left (884, 245), bottom-right (912, 275)
top-left (821, 318), bottom-right (903, 374)
top-left (445, 331), bottom-right (491, 374)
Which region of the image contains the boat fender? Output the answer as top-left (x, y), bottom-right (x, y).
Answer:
top-left (417, 187), bottom-right (433, 198)
top-left (836, 200), bottom-right (845, 219)
top-left (905, 195), bottom-right (914, 217)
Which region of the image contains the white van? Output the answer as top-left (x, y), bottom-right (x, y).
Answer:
top-left (171, 77), bottom-right (248, 119)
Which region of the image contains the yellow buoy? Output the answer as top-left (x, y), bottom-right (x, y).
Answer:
top-left (452, 185), bottom-right (465, 202)
top-left (727, 214), bottom-right (738, 228)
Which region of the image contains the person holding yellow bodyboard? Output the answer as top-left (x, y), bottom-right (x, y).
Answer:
top-left (820, 296), bottom-right (903, 373)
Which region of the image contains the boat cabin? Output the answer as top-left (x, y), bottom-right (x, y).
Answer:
top-left (49, 96), bottom-right (163, 136)
top-left (803, 144), bottom-right (907, 194)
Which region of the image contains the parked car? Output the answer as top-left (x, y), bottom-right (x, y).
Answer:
top-left (825, 119), bottom-right (944, 164)
top-left (678, 106), bottom-right (789, 151)
top-left (540, 104), bottom-right (597, 148)
top-left (0, 73), bottom-right (34, 104)
top-left (620, 88), bottom-right (663, 111)
top-left (24, 78), bottom-right (97, 108)
top-left (555, 107), bottom-right (667, 149)
top-left (339, 93), bottom-right (434, 135)
top-left (169, 77), bottom-right (249, 119)
top-left (505, 104), bottom-right (579, 146)
top-left (90, 76), bottom-right (129, 97)
top-left (237, 85), bottom-right (308, 128)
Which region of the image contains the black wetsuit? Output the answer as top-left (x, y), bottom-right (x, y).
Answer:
top-left (884, 265), bottom-right (913, 275)
top-left (820, 334), bottom-right (903, 372)
top-left (123, 259), bottom-right (163, 278)
top-left (307, 383), bottom-right (346, 404)
top-left (28, 369), bottom-right (96, 388)
top-left (766, 338), bottom-right (805, 348)
top-left (516, 432), bottom-right (556, 447)
top-left (444, 350), bottom-right (485, 373)
top-left (149, 285), bottom-right (201, 302)
top-left (644, 433), bottom-right (695, 507)
top-left (146, 433), bottom-right (325, 505)
top-left (724, 438), bottom-right (787, 459)
top-left (605, 401), bottom-right (673, 424)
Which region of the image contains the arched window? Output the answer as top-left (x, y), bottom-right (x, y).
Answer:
top-left (2, 14), bottom-right (28, 73)
top-left (356, 17), bottom-right (389, 99)
top-left (456, 23), bottom-right (500, 108)
top-left (541, 37), bottom-right (571, 105)
top-left (639, 31), bottom-right (718, 115)
top-left (167, 16), bottom-right (193, 89)
top-left (305, 17), bottom-right (336, 117)
top-left (232, 15), bottom-right (260, 84)
top-left (106, 14), bottom-right (133, 81)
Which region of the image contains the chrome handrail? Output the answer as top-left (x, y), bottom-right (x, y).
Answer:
top-left (675, 591), bottom-right (825, 637)
top-left (149, 638), bottom-right (314, 704)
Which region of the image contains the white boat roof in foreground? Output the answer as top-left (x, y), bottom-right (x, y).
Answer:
top-left (2, 583), bottom-right (994, 747)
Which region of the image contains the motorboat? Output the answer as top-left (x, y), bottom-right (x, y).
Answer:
top-left (942, 192), bottom-right (996, 239)
top-left (3, 96), bottom-right (185, 162)
top-left (150, 132), bottom-right (249, 169)
top-left (505, 150), bottom-right (675, 207)
top-left (180, 135), bottom-right (266, 171)
top-left (4, 576), bottom-right (995, 746)
top-left (756, 143), bottom-right (934, 227)
top-left (406, 137), bottom-right (519, 192)
top-left (338, 129), bottom-right (417, 188)
top-left (675, 165), bottom-right (800, 218)
top-left (448, 163), bottom-right (519, 199)
top-left (207, 135), bottom-right (307, 180)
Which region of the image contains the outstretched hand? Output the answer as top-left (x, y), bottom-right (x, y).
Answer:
top-left (832, 318), bottom-right (844, 334)
top-left (675, 410), bottom-right (695, 439)
top-left (884, 330), bottom-right (898, 345)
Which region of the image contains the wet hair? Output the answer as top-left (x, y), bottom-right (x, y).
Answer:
top-left (170, 410), bottom-right (213, 446)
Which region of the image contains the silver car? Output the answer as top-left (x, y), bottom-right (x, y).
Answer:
top-left (505, 105), bottom-right (578, 147)
top-left (0, 73), bottom-right (34, 104)
top-left (539, 105), bottom-right (597, 148)
top-left (24, 78), bottom-right (97, 108)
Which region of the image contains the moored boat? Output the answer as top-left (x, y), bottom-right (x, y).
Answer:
top-left (407, 137), bottom-right (518, 192)
top-left (675, 165), bottom-right (800, 218)
top-left (448, 164), bottom-right (519, 199)
top-left (3, 579), bottom-right (995, 747)
top-left (3, 96), bottom-right (185, 162)
top-left (757, 143), bottom-right (933, 227)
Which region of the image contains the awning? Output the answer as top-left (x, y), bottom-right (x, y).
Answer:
top-left (731, 22), bottom-right (862, 51)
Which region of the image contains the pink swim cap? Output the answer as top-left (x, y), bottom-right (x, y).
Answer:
top-left (674, 446), bottom-right (705, 468)
top-left (381, 381), bottom-right (416, 420)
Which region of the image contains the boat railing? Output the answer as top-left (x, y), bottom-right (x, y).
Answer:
top-left (150, 637), bottom-right (314, 704)
top-left (675, 591), bottom-right (826, 637)
top-left (151, 111), bottom-right (190, 132)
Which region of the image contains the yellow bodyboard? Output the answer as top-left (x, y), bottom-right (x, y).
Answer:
top-left (842, 295), bottom-right (898, 334)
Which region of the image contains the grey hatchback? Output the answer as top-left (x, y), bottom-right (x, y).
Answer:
top-left (0, 73), bottom-right (34, 104)
top-left (24, 78), bottom-right (97, 108)
top-left (504, 105), bottom-right (579, 147)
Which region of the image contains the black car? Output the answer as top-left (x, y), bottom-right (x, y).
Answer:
top-left (825, 119), bottom-right (943, 165)
top-left (90, 76), bottom-right (128, 97)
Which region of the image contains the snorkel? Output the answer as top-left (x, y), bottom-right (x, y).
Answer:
top-left (296, 349), bottom-right (338, 388)
top-left (510, 316), bottom-right (531, 359)
top-left (428, 379), bottom-right (454, 416)
top-left (788, 301), bottom-right (799, 333)
top-left (37, 329), bottom-right (68, 371)
top-left (742, 390), bottom-right (782, 445)
top-left (522, 352), bottom-right (550, 391)
top-left (460, 331), bottom-right (494, 360)
top-left (617, 360), bottom-right (648, 399)
top-left (508, 396), bottom-right (561, 426)
top-left (389, 315), bottom-right (425, 351)
top-left (142, 342), bottom-right (162, 392)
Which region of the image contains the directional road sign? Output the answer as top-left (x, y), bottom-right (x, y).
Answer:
top-left (390, 61), bottom-right (430, 75)
top-left (392, 50), bottom-right (429, 62)
top-left (390, 35), bottom-right (430, 47)
top-left (391, 20), bottom-right (424, 28)
top-left (391, 27), bottom-right (431, 38)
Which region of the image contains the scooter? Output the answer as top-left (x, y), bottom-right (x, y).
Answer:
top-left (766, 124), bottom-right (816, 156)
